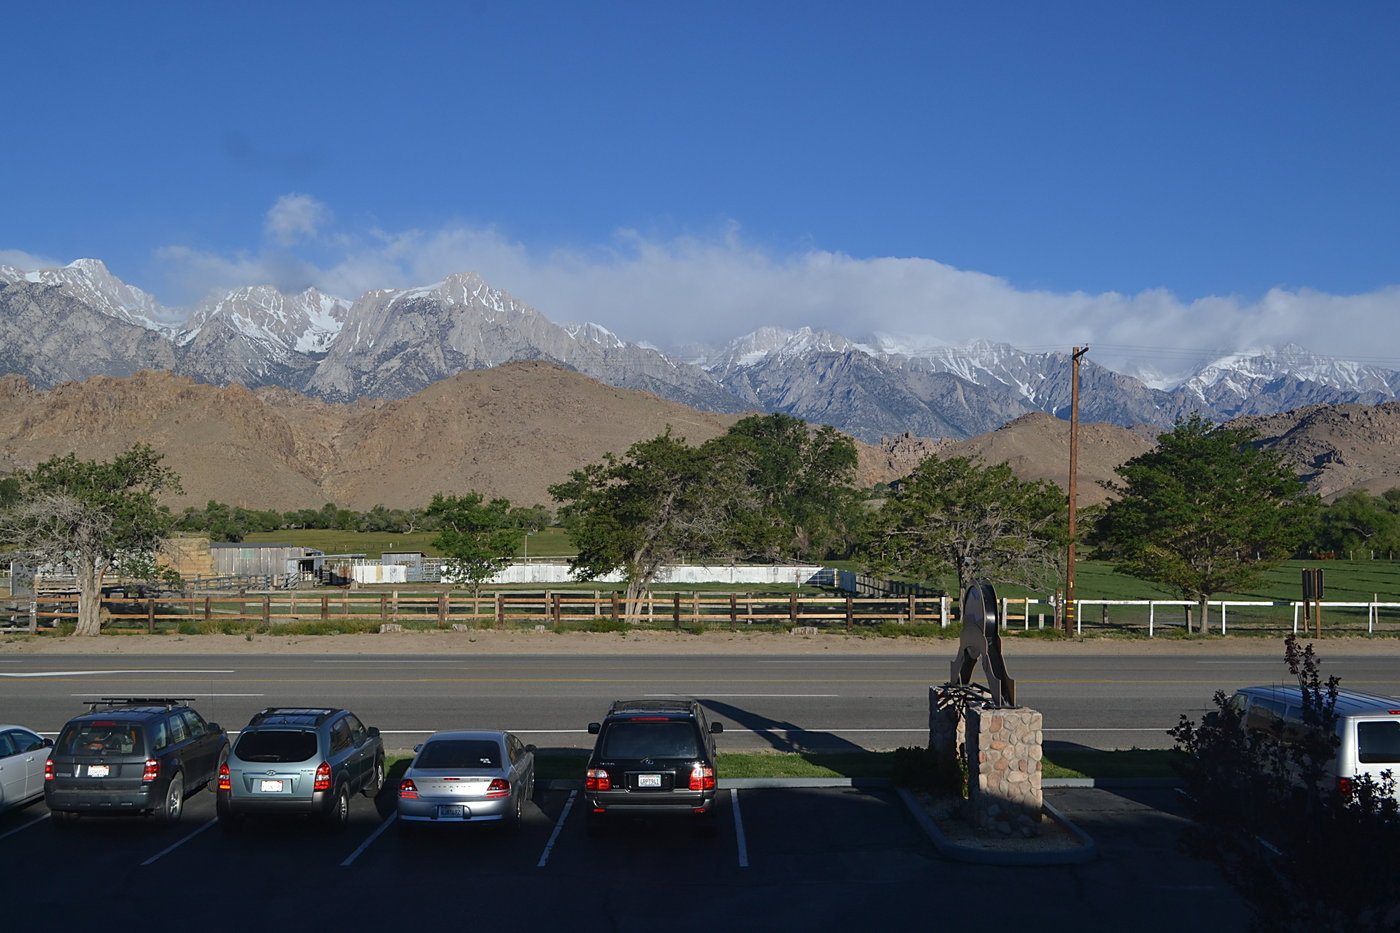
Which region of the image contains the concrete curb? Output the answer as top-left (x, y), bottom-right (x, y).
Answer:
top-left (538, 776), bottom-right (1176, 791)
top-left (897, 787), bottom-right (1098, 866)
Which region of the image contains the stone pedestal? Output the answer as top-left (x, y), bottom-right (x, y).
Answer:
top-left (928, 686), bottom-right (966, 793)
top-left (966, 706), bottom-right (1044, 837)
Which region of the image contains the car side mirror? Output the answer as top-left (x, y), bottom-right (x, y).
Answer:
top-left (206, 723), bottom-right (221, 733)
top-left (367, 726), bottom-right (380, 737)
top-left (413, 743), bottom-right (423, 753)
top-left (525, 744), bottom-right (537, 753)
top-left (711, 723), bottom-right (724, 734)
top-left (587, 723), bottom-right (601, 735)
top-left (41, 738), bottom-right (54, 748)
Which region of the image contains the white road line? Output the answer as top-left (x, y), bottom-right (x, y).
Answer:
top-left (730, 788), bottom-right (748, 868)
top-left (537, 789), bottom-right (577, 868)
top-left (141, 817), bottom-right (216, 865)
top-left (341, 812), bottom-right (396, 867)
top-left (646, 693), bottom-right (840, 698)
top-left (313, 660), bottom-right (464, 664)
top-left (1043, 727), bottom-right (1170, 733)
top-left (2, 670), bottom-right (235, 678)
top-left (0, 810), bottom-right (49, 841)
top-left (71, 693), bottom-right (263, 698)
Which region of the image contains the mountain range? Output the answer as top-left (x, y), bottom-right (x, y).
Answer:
top-left (5, 258), bottom-right (1400, 445)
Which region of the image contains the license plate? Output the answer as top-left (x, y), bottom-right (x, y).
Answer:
top-left (259, 780), bottom-right (284, 793)
top-left (86, 764), bottom-right (110, 778)
top-left (637, 773), bottom-right (662, 788)
top-left (436, 805), bottom-right (464, 819)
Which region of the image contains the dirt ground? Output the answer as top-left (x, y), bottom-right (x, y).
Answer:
top-left (6, 628), bottom-right (1400, 657)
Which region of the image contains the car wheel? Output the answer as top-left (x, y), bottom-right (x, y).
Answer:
top-left (156, 772), bottom-right (184, 823)
top-left (324, 784), bottom-right (350, 832)
top-left (363, 756), bottom-right (385, 797)
top-left (50, 809), bottom-right (79, 828)
top-left (507, 787), bottom-right (524, 830)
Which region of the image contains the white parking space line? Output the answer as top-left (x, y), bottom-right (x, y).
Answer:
top-left (537, 789), bottom-right (577, 868)
top-left (71, 693), bottom-right (263, 698)
top-left (141, 817), bottom-right (216, 866)
top-left (647, 693), bottom-right (841, 698)
top-left (1, 669), bottom-right (235, 678)
top-left (0, 811), bottom-right (49, 841)
top-left (730, 788), bottom-right (748, 868)
top-left (341, 812), bottom-right (396, 867)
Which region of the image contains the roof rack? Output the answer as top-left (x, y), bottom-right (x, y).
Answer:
top-left (84, 697), bottom-right (194, 712)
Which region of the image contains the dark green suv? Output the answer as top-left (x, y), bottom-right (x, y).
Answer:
top-left (584, 698), bottom-right (723, 835)
top-left (45, 698), bottom-right (228, 826)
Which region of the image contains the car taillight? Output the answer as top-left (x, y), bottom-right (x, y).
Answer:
top-left (45, 759), bottom-right (54, 781)
top-left (217, 762), bottom-right (231, 792)
top-left (399, 778), bottom-right (418, 799)
top-left (486, 778), bottom-right (510, 799)
top-left (142, 759), bottom-right (160, 782)
top-left (585, 768), bottom-right (611, 791)
top-left (689, 766), bottom-right (716, 791)
top-left (314, 762), bottom-right (332, 791)
top-left (1338, 777), bottom-right (1354, 799)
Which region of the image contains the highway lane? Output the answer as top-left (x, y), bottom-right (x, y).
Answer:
top-left (4, 650), bottom-right (1400, 751)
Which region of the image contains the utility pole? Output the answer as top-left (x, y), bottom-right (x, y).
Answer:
top-left (1064, 346), bottom-right (1089, 634)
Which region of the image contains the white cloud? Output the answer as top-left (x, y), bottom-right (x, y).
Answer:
top-left (264, 194), bottom-right (330, 245)
top-left (150, 199), bottom-right (1400, 379)
top-left (0, 249), bottom-right (63, 270)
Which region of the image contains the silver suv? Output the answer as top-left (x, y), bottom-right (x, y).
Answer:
top-left (216, 707), bottom-right (384, 832)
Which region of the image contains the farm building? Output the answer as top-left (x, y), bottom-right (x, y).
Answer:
top-left (209, 543), bottom-right (325, 583)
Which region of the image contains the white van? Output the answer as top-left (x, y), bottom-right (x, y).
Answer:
top-left (1226, 686), bottom-right (1400, 798)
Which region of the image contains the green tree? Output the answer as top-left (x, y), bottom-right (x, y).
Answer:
top-left (550, 430), bottom-right (721, 612)
top-left (1093, 414), bottom-right (1318, 633)
top-left (425, 492), bottom-right (522, 594)
top-left (861, 454), bottom-right (1066, 598)
top-left (1312, 489), bottom-right (1400, 557)
top-left (704, 414), bottom-right (861, 561)
top-left (0, 445), bottom-right (181, 636)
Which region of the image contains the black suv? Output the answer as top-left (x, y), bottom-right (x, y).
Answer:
top-left (217, 707), bottom-right (384, 831)
top-left (584, 698), bottom-right (723, 834)
top-left (45, 698), bottom-right (228, 826)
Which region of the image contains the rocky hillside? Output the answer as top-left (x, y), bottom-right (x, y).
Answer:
top-left (0, 365), bottom-right (1390, 513)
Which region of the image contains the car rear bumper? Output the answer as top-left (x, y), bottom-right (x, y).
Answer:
top-left (586, 789), bottom-right (716, 813)
top-left (218, 788), bottom-right (333, 816)
top-left (398, 794), bottom-right (512, 823)
top-left (45, 783), bottom-right (158, 812)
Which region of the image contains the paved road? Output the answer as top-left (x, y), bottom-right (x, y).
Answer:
top-left (5, 649), bottom-right (1399, 750)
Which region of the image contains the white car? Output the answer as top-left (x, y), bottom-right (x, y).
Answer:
top-left (0, 725), bottom-right (52, 815)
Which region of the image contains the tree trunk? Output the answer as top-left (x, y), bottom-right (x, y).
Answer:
top-left (1198, 595), bottom-right (1210, 636)
top-left (73, 560), bottom-right (103, 637)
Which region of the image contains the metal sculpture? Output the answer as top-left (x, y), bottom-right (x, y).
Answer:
top-left (948, 583), bottom-right (1016, 707)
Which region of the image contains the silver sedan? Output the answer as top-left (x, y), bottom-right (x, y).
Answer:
top-left (0, 725), bottom-right (53, 815)
top-left (397, 730), bottom-right (535, 829)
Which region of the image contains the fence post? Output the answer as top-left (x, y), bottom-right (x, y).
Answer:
top-left (147, 598), bottom-right (155, 634)
top-left (438, 593), bottom-right (448, 628)
top-left (846, 595), bottom-right (853, 633)
top-left (611, 593), bottom-right (620, 623)
top-left (729, 594), bottom-right (738, 630)
top-left (392, 590), bottom-right (399, 623)
top-left (790, 593), bottom-right (799, 626)
top-left (552, 592), bottom-right (561, 630)
top-left (204, 596), bottom-right (212, 623)
top-left (495, 593), bottom-right (505, 630)
top-left (262, 595), bottom-right (270, 626)
top-left (908, 594), bottom-right (916, 625)
top-left (672, 593), bottom-right (681, 631)
top-left (321, 594), bottom-right (329, 621)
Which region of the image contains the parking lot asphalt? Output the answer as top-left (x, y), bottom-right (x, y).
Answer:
top-left (2, 781), bottom-right (1249, 930)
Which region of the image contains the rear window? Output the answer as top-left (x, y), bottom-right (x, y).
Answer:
top-left (415, 739), bottom-right (502, 769)
top-left (57, 723), bottom-right (142, 757)
top-left (1357, 720), bottom-right (1400, 764)
top-left (600, 721), bottom-right (700, 760)
top-left (235, 729), bottom-right (318, 763)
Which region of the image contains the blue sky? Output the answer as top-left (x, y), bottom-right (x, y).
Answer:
top-left (3, 1), bottom-right (1397, 378)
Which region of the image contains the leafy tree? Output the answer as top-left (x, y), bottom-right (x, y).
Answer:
top-left (1311, 489), bottom-right (1400, 557)
top-left (0, 445), bottom-right (181, 636)
top-left (507, 504), bottom-right (553, 533)
top-left (703, 413), bottom-right (862, 561)
top-left (425, 492), bottom-right (523, 594)
top-left (550, 430), bottom-right (722, 611)
top-left (1093, 414), bottom-right (1319, 633)
top-left (860, 454), bottom-right (1067, 598)
top-left (1170, 637), bottom-right (1400, 931)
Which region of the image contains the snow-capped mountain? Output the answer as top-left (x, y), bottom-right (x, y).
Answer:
top-left (3, 258), bottom-right (1400, 444)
